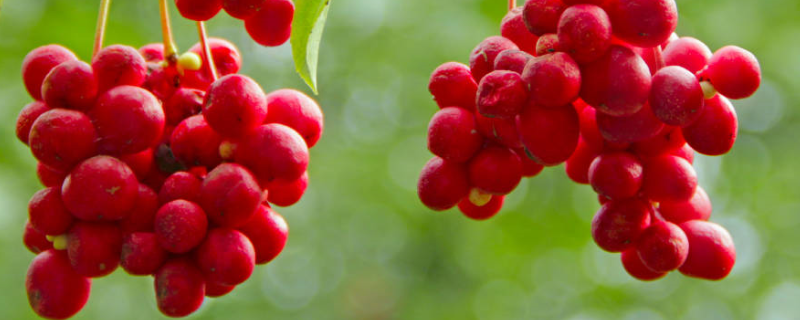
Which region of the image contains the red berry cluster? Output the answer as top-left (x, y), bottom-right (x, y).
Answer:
top-left (418, 0), bottom-right (760, 281)
top-left (176, 0), bottom-right (295, 47)
top-left (18, 39), bottom-right (323, 319)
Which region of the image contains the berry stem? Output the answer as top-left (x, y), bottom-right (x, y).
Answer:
top-left (159, 0), bottom-right (179, 64)
top-left (197, 21), bottom-right (219, 82)
top-left (508, 0), bottom-right (516, 11)
top-left (652, 46), bottom-right (665, 71)
top-left (92, 0), bottom-right (112, 57)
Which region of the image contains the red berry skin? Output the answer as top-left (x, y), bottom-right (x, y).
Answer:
top-left (266, 171), bottom-right (308, 207)
top-left (523, 0), bottom-right (567, 36)
top-left (417, 157), bottom-right (470, 211)
top-left (41, 60), bottom-right (98, 111)
top-left (650, 66), bottom-right (704, 127)
top-left (61, 155), bottom-right (139, 221)
top-left (66, 221), bottom-right (123, 277)
top-left (607, 0), bottom-right (678, 47)
top-left (200, 163), bottom-right (263, 227)
top-left (159, 171), bottom-right (203, 205)
top-left (91, 45), bottom-right (148, 92)
top-left (642, 155), bottom-right (698, 203)
top-left (468, 146), bottom-right (523, 195)
top-left (476, 70), bottom-right (528, 118)
top-left (517, 104), bottom-right (580, 166)
top-left (139, 43), bottom-right (165, 62)
top-left (671, 143), bottom-right (695, 164)
top-left (29, 109), bottom-right (97, 171)
top-left (458, 195), bottom-right (505, 220)
top-left (244, 0), bottom-right (295, 46)
top-left (565, 138), bottom-right (601, 184)
top-left (678, 220), bottom-right (736, 280)
top-left (119, 184), bottom-right (160, 234)
top-left (663, 37), bottom-right (712, 74)
top-left (475, 112), bottom-right (522, 149)
top-left (223, 0), bottom-right (266, 19)
top-left (621, 248), bottom-right (666, 281)
top-left (183, 38), bottom-right (242, 90)
top-left (175, 0), bottom-right (222, 21)
top-left (535, 33), bottom-right (561, 56)
top-left (144, 63), bottom-right (181, 100)
top-left (513, 148), bottom-right (545, 178)
top-left (164, 88), bottom-right (204, 126)
top-left (203, 74), bottom-right (267, 138)
top-left (155, 200), bottom-right (208, 253)
top-left (591, 198), bottom-right (652, 252)
top-left (681, 95), bottom-right (738, 156)
top-left (16, 101), bottom-right (50, 145)
top-left (557, 4), bottom-right (612, 64)
top-left (234, 124), bottom-right (310, 182)
top-left (36, 163), bottom-right (67, 188)
top-left (659, 186), bottom-right (712, 224)
top-left (589, 152), bottom-right (643, 200)
top-left (469, 36), bottom-right (519, 82)
top-left (26, 250), bottom-right (91, 319)
top-left (494, 50), bottom-right (534, 74)
top-left (523, 52), bottom-right (581, 108)
top-left (195, 228), bottom-right (256, 286)
top-left (578, 107), bottom-right (604, 150)
top-left (171, 115), bottom-right (224, 169)
top-left (28, 187), bottom-right (73, 236)
top-left (264, 89), bottom-right (325, 148)
top-left (429, 62), bottom-right (479, 111)
top-left (596, 102), bottom-right (665, 143)
top-left (24, 221), bottom-right (53, 254)
top-left (92, 85), bottom-right (165, 155)
top-left (22, 44), bottom-right (77, 100)
top-left (707, 46), bottom-right (761, 99)
top-left (120, 232), bottom-right (168, 276)
top-left (501, 7), bottom-right (539, 55)
top-left (205, 282), bottom-right (236, 298)
top-left (238, 205), bottom-right (288, 264)
top-left (154, 257), bottom-right (206, 317)
top-left (580, 45), bottom-right (652, 117)
top-left (636, 220), bottom-right (689, 272)
top-left (119, 149), bottom-right (155, 180)
top-left (632, 126), bottom-right (685, 159)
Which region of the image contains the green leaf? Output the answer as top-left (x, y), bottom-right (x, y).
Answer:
top-left (291, 0), bottom-right (331, 95)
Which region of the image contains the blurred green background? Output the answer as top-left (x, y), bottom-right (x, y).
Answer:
top-left (0, 0), bottom-right (798, 319)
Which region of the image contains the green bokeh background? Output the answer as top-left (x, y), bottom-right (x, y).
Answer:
top-left (0, 0), bottom-right (798, 319)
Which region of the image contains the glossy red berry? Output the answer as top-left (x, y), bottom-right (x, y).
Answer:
top-left (475, 112), bottom-right (522, 148)
top-left (517, 104), bottom-right (580, 166)
top-left (238, 205), bottom-right (288, 264)
top-left (591, 198), bottom-right (652, 252)
top-left (264, 89), bottom-right (325, 148)
top-left (458, 195), bottom-right (505, 220)
top-left (659, 186), bottom-right (712, 224)
top-left (535, 33), bottom-right (561, 56)
top-left (175, 0), bottom-right (223, 21)
top-left (223, 0), bottom-right (266, 19)
top-left (26, 250), bottom-right (91, 319)
top-left (621, 248), bottom-right (666, 281)
top-left (36, 163), bottom-right (67, 188)
top-left (522, 52), bottom-right (581, 108)
top-left (468, 146), bottom-right (523, 195)
top-left (469, 36), bottom-right (519, 82)
top-left (663, 37), bottom-right (712, 73)
top-left (61, 155), bottom-right (139, 221)
top-left (707, 46), bottom-right (761, 99)
top-left (588, 152), bottom-right (644, 200)
top-left (580, 45), bottom-right (651, 117)
top-left (265, 171), bottom-right (308, 207)
top-left (91, 85), bottom-right (165, 155)
top-left (154, 200), bottom-right (208, 254)
top-left (642, 155), bottom-right (698, 203)
top-left (417, 157), bottom-right (470, 211)
top-left (650, 66), bottom-right (704, 126)
top-left (170, 115), bottom-right (223, 169)
top-left (154, 257), bottom-right (206, 317)
top-left (522, 0), bottom-right (567, 36)
top-left (66, 221), bottom-right (123, 277)
top-left (565, 138), bottom-right (601, 184)
top-left (23, 221), bottom-right (53, 254)
top-left (476, 70), bottom-right (528, 118)
top-left (199, 163), bottom-right (263, 227)
top-left (164, 88), bottom-right (204, 126)
top-left (203, 74), bottom-right (267, 138)
top-left (493, 49), bottom-right (534, 74)
top-left (244, 0), bottom-right (295, 46)
top-left (636, 220), bottom-right (689, 272)
top-left (22, 45), bottom-right (77, 100)
top-left (139, 43), bottom-right (165, 62)
top-left (595, 102), bottom-right (665, 143)
top-left (195, 228), bottom-right (256, 286)
top-left (557, 4), bottom-right (612, 64)
top-left (681, 95), bottom-right (738, 156)
top-left (428, 62), bottom-right (478, 111)
top-left (28, 187), bottom-right (73, 236)
top-left (183, 38), bottom-right (242, 90)
top-left (159, 171), bottom-right (203, 205)
top-left (119, 184), bottom-right (159, 234)
top-left (91, 45), bottom-right (147, 92)
top-left (607, 0), bottom-right (678, 47)
top-left (234, 124), bottom-right (310, 182)
top-left (120, 232), bottom-right (168, 276)
top-left (15, 101), bottom-right (49, 145)
top-left (501, 7), bottom-right (539, 54)
top-left (678, 220), bottom-right (736, 280)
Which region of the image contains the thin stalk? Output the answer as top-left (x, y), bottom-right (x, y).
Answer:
top-left (93, 0), bottom-right (112, 57)
top-left (508, 0), bottom-right (516, 11)
top-left (160, 0), bottom-right (179, 64)
top-left (197, 21), bottom-right (218, 81)
top-left (653, 45), bottom-right (666, 72)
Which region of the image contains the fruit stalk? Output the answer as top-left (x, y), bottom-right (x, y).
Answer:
top-left (92, 0), bottom-right (112, 57)
top-left (653, 45), bottom-right (666, 71)
top-left (160, 0), bottom-right (179, 64)
top-left (508, 0), bottom-right (516, 11)
top-left (197, 21), bottom-right (219, 81)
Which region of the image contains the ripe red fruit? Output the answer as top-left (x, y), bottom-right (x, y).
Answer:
top-left (523, 52), bottom-right (581, 108)
top-left (91, 45), bottom-right (147, 92)
top-left (264, 89), bottom-right (325, 148)
top-left (22, 45), bottom-right (77, 100)
top-left (663, 37), bottom-right (712, 73)
top-left (120, 232), bottom-right (168, 276)
top-left (707, 46), bottom-right (761, 99)
top-left (223, 0), bottom-right (266, 19)
top-left (66, 222), bottom-right (123, 277)
top-left (636, 220), bottom-right (689, 272)
top-left (501, 7), bottom-right (539, 54)
top-left (204, 74), bottom-right (267, 138)
top-left (170, 115), bottom-right (224, 169)
top-left (175, 0), bottom-right (223, 21)
top-left (154, 257), bottom-right (206, 317)
top-left (522, 0), bottom-right (567, 36)
top-left (535, 33), bottom-right (561, 56)
top-left (517, 104), bottom-right (580, 166)
top-left (580, 45), bottom-right (651, 116)
top-left (588, 152), bottom-right (644, 200)
top-left (265, 171), bottom-right (308, 207)
top-left (565, 138), bottom-right (601, 184)
top-left (26, 250), bottom-right (91, 319)
top-left (681, 95), bottom-right (738, 156)
top-left (557, 4), bottom-right (612, 64)
top-left (164, 88), bottom-right (204, 126)
top-left (607, 0), bottom-right (678, 47)
top-left (678, 220), bottom-right (736, 280)
top-left (659, 186), bottom-right (712, 224)
top-left (244, 0), bottom-right (295, 46)
top-left (428, 62), bottom-right (479, 111)
top-left (61, 155), bottom-right (139, 221)
top-left (513, 148), bottom-right (545, 177)
top-left (458, 195), bottom-right (505, 220)
top-left (139, 43), bottom-right (165, 62)
top-left (28, 187), bottom-right (73, 236)
top-left (476, 70), bottom-right (528, 118)
top-left (159, 171), bottom-right (202, 205)
top-left (595, 102), bottom-right (665, 143)
top-left (23, 221), bottom-right (53, 254)
top-left (15, 101), bottom-right (49, 145)
top-left (154, 200), bottom-right (208, 253)
top-left (144, 63), bottom-right (180, 100)
top-left (119, 184), bottom-right (159, 234)
top-left (199, 163), bottom-right (263, 227)
top-left (29, 109), bottom-right (97, 171)
top-left (36, 163), bottom-right (67, 188)
top-left (494, 50), bottom-right (534, 74)
top-left (119, 149), bottom-right (155, 180)
top-left (184, 38), bottom-right (242, 89)
top-left (469, 36), bottom-right (519, 82)
top-left (238, 205), bottom-right (289, 264)
top-left (631, 126), bottom-right (685, 158)
top-left (234, 124), bottom-right (310, 182)
top-left (621, 248), bottom-right (666, 281)
top-left (642, 155), bottom-right (698, 203)
top-left (41, 60), bottom-right (98, 111)
top-left (92, 85), bottom-right (165, 155)
top-left (671, 143), bottom-right (695, 164)
top-left (591, 198), bottom-right (652, 252)
top-left (205, 282), bottom-right (236, 298)
top-left (195, 228), bottom-right (256, 286)
top-left (475, 112), bottom-right (522, 148)
top-left (468, 146), bottom-right (523, 195)
top-left (649, 66), bottom-right (704, 126)
top-left (417, 157), bottom-right (470, 211)
top-left (578, 107), bottom-right (604, 149)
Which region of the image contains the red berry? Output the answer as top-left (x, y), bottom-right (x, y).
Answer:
top-left (517, 103), bottom-right (580, 166)
top-left (119, 184), bottom-right (160, 234)
top-left (589, 152), bottom-right (643, 200)
top-left (61, 155), bottom-right (139, 221)
top-left (66, 221), bottom-right (123, 277)
top-left (494, 49), bottom-right (534, 74)
top-left (154, 200), bottom-right (208, 253)
top-left (428, 62), bottom-right (479, 111)
top-left (513, 148), bottom-right (545, 177)
top-left (204, 74), bottom-right (267, 138)
top-left (164, 88), bottom-right (204, 126)
top-left (477, 70), bottom-right (528, 118)
top-left (565, 138), bottom-right (601, 184)
top-left (475, 112), bottom-right (522, 148)
top-left (678, 220), bottom-right (736, 280)
top-left (41, 60), bottom-right (98, 111)
top-left (183, 38), bottom-right (242, 90)
top-left (29, 109), bottom-right (97, 171)
top-left (501, 7), bottom-right (539, 54)
top-left (469, 36), bottom-right (519, 82)
top-left (22, 45), bottom-right (77, 100)
top-left (200, 163), bottom-right (263, 227)
top-left (681, 95), bottom-right (738, 156)
top-left (659, 186), bottom-right (712, 224)
top-left (159, 171), bottom-right (203, 205)
top-left (26, 250), bottom-right (91, 319)
top-left (707, 46), bottom-right (761, 99)
top-left (139, 43), bottom-right (165, 62)
top-left (607, 0), bottom-right (678, 47)
top-left (170, 115), bottom-right (224, 169)
top-left (642, 155), bottom-right (698, 203)
top-left (223, 0), bottom-right (266, 19)
top-left (234, 124), bottom-right (310, 182)
top-left (671, 143), bottom-right (695, 164)
top-left (265, 171), bottom-right (308, 207)
top-left (636, 220), bottom-right (689, 272)
top-left (92, 85), bottom-right (165, 155)
top-left (621, 248), bottom-right (666, 281)
top-left (578, 106), bottom-right (604, 149)
top-left (591, 198), bottom-right (652, 252)
top-left (238, 205), bottom-right (289, 264)
top-left (120, 232), bottom-right (168, 275)
top-left (175, 0), bottom-right (222, 21)
top-left (663, 37), bottom-right (712, 73)
top-left (468, 146), bottom-right (523, 195)
top-left (244, 0), bottom-right (295, 46)
top-left (417, 156), bottom-right (470, 211)
top-left (264, 89), bottom-right (325, 148)
top-left (522, 52), bottom-right (581, 108)
top-left (23, 221), bottom-right (53, 254)
top-left (119, 149), bottom-right (155, 180)
top-left (631, 126), bottom-right (686, 159)
top-left (535, 33), bottom-right (561, 56)
top-left (580, 45), bottom-right (651, 116)
top-left (595, 102), bottom-right (665, 143)
top-left (205, 282), bottom-right (236, 298)
top-left (650, 66), bottom-right (704, 126)
top-left (16, 101), bottom-right (50, 145)
top-left (195, 228), bottom-right (256, 286)
top-left (28, 187), bottom-right (73, 236)
top-left (557, 4), bottom-right (612, 64)
top-left (458, 195), bottom-right (505, 220)
top-left (91, 45), bottom-right (147, 92)
top-left (522, 0), bottom-right (567, 36)
top-left (36, 163), bottom-right (67, 188)
top-left (154, 257), bottom-right (206, 317)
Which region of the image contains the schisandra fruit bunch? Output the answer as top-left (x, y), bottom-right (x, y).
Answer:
top-left (18, 38), bottom-right (323, 319)
top-left (175, 0), bottom-right (295, 47)
top-left (417, 0), bottom-right (760, 282)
